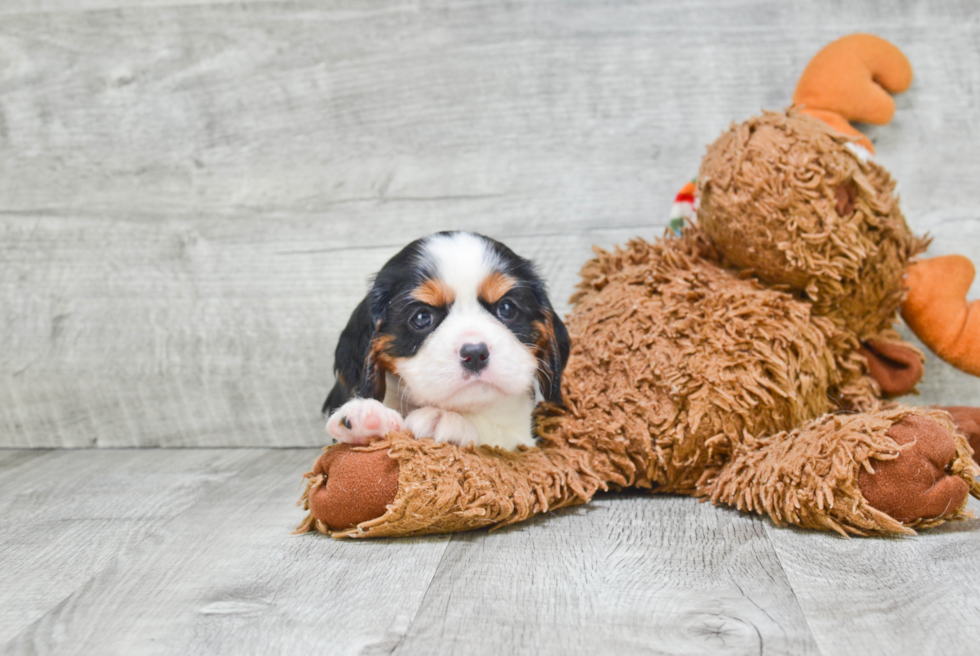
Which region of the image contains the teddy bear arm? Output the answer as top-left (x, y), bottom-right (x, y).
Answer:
top-left (298, 431), bottom-right (615, 538)
top-left (703, 406), bottom-right (979, 536)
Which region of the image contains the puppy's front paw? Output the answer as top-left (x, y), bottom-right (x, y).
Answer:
top-left (326, 399), bottom-right (403, 445)
top-left (405, 407), bottom-right (479, 446)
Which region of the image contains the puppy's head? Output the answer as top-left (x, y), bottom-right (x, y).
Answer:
top-left (342, 231), bottom-right (569, 413)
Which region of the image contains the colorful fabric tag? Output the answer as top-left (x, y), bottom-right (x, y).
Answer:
top-left (669, 179), bottom-right (697, 235)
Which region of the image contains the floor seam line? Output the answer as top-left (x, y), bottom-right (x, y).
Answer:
top-left (387, 535), bottom-right (456, 655)
top-left (761, 522), bottom-right (827, 656)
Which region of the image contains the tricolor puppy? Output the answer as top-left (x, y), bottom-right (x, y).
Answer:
top-left (323, 231), bottom-right (570, 450)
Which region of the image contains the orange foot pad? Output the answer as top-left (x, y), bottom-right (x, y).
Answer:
top-left (308, 444), bottom-right (400, 530)
top-left (859, 415), bottom-right (969, 523)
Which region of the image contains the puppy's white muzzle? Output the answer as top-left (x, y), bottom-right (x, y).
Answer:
top-left (397, 302), bottom-right (537, 413)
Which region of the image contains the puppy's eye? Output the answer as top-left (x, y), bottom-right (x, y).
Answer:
top-left (496, 300), bottom-right (517, 320)
top-left (409, 309), bottom-right (434, 331)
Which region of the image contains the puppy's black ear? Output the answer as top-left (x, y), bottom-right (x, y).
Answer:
top-left (322, 295), bottom-right (387, 415)
top-left (536, 309), bottom-right (571, 405)
top-left (322, 383), bottom-right (349, 416)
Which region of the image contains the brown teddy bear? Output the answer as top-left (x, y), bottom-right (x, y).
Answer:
top-left (297, 35), bottom-right (980, 538)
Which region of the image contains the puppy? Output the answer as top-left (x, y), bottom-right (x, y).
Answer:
top-left (323, 231), bottom-right (570, 450)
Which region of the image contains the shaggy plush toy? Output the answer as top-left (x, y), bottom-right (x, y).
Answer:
top-left (298, 34), bottom-right (980, 538)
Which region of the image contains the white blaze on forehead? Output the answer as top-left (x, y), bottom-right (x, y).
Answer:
top-left (420, 232), bottom-right (503, 304)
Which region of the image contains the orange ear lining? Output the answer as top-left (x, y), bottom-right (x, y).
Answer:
top-left (796, 107), bottom-right (875, 153)
top-left (792, 34), bottom-right (913, 151)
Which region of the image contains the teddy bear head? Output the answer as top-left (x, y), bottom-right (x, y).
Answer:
top-left (696, 110), bottom-right (927, 341)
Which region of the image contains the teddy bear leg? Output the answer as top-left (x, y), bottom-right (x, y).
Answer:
top-left (705, 406), bottom-right (980, 535)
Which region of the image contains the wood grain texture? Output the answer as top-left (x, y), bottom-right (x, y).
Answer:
top-left (393, 492), bottom-right (819, 655)
top-left (4, 449), bottom-right (979, 654)
top-left (764, 496), bottom-right (980, 656)
top-left (0, 448), bottom-right (451, 655)
top-left (2, 0), bottom-right (980, 446)
top-left (0, 449), bottom-right (818, 655)
top-left (0, 448), bottom-right (271, 645)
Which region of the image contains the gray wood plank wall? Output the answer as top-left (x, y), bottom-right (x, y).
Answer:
top-left (3, 0), bottom-right (980, 447)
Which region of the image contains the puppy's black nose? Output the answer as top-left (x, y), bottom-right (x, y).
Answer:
top-left (459, 342), bottom-right (489, 373)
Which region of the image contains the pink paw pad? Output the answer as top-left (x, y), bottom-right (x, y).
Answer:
top-left (326, 399), bottom-right (404, 445)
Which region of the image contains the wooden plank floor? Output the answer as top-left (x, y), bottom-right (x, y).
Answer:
top-left (2, 449), bottom-right (978, 655)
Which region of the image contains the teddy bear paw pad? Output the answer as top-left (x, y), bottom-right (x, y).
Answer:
top-left (859, 415), bottom-right (969, 524)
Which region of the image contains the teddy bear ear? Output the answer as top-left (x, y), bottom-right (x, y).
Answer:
top-left (792, 34), bottom-right (913, 154)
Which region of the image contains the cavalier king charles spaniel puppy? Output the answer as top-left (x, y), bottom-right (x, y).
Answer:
top-left (323, 231), bottom-right (569, 450)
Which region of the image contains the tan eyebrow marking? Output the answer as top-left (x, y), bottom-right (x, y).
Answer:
top-left (531, 318), bottom-right (556, 368)
top-left (532, 316), bottom-right (561, 399)
top-left (532, 319), bottom-right (554, 352)
top-left (369, 334), bottom-right (397, 374)
top-left (412, 278), bottom-right (455, 307)
top-left (478, 271), bottom-right (515, 304)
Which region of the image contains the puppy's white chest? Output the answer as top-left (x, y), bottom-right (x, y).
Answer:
top-left (460, 394), bottom-right (537, 449)
top-left (386, 373), bottom-right (536, 448)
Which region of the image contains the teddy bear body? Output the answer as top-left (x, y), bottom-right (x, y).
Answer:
top-left (554, 227), bottom-right (865, 496)
top-left (548, 111), bottom-right (906, 494)
top-left (530, 110), bottom-right (977, 534)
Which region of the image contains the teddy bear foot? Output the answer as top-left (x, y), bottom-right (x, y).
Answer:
top-left (304, 443), bottom-right (399, 531)
top-left (858, 415), bottom-right (970, 524)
